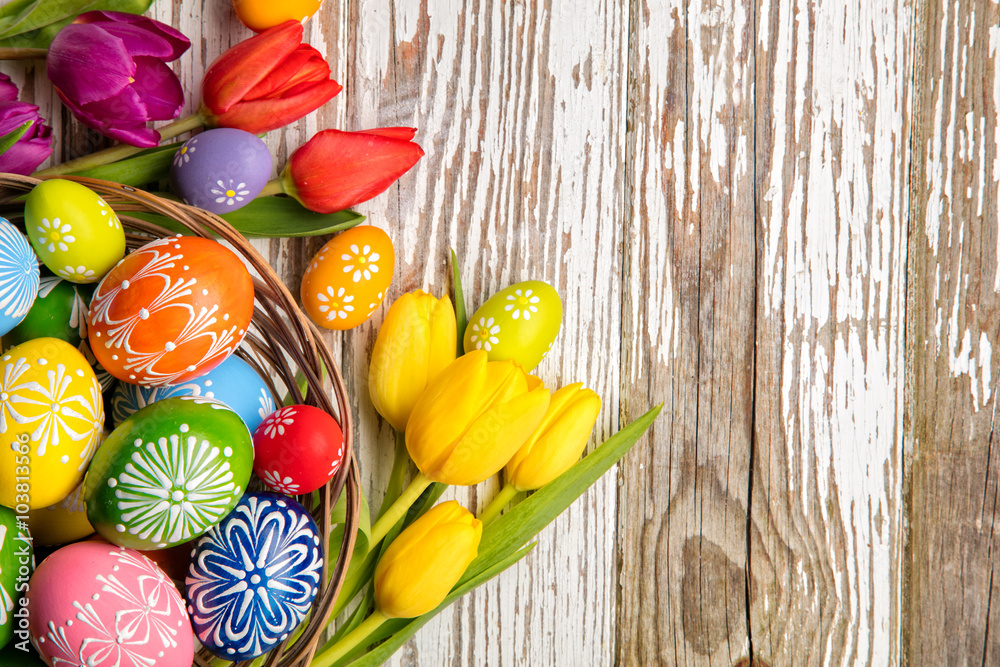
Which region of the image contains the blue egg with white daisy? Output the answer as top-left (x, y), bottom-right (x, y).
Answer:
top-left (170, 128), bottom-right (272, 214)
top-left (111, 354), bottom-right (276, 431)
top-left (0, 216), bottom-right (39, 337)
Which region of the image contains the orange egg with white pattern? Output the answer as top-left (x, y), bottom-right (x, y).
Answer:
top-left (300, 225), bottom-right (394, 330)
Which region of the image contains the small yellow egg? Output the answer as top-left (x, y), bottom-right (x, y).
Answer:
top-left (464, 280), bottom-right (562, 371)
top-left (301, 226), bottom-right (395, 330)
top-left (232, 0), bottom-right (323, 32)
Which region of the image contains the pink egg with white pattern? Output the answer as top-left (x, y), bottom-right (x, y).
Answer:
top-left (252, 405), bottom-right (345, 495)
top-left (27, 540), bottom-right (193, 666)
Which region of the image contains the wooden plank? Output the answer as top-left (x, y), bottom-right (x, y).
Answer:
top-left (904, 0), bottom-right (1000, 663)
top-left (617, 0), bottom-right (756, 663)
top-left (750, 0), bottom-right (911, 664)
top-left (336, 1), bottom-right (628, 663)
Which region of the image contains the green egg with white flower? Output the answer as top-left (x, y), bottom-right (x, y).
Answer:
top-left (24, 179), bottom-right (126, 284)
top-left (463, 280), bottom-right (562, 371)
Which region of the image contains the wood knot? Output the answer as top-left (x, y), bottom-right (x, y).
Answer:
top-left (681, 536), bottom-right (745, 655)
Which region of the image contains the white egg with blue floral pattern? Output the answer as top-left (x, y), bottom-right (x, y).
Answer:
top-left (0, 216), bottom-right (39, 337)
top-left (170, 128), bottom-right (272, 214)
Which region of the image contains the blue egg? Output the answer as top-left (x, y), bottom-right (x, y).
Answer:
top-left (186, 492), bottom-right (323, 660)
top-left (170, 128), bottom-right (272, 214)
top-left (0, 217), bottom-right (39, 337)
top-left (111, 354), bottom-right (275, 430)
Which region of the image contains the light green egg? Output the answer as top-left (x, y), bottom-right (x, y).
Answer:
top-left (0, 505), bottom-right (33, 651)
top-left (24, 179), bottom-right (126, 284)
top-left (463, 280), bottom-right (562, 371)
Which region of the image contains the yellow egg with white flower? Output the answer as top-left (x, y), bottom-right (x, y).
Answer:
top-left (24, 179), bottom-right (126, 284)
top-left (300, 225), bottom-right (395, 330)
top-left (464, 280), bottom-right (562, 371)
top-left (0, 337), bottom-right (104, 509)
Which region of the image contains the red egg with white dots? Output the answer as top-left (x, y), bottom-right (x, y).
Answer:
top-left (253, 405), bottom-right (345, 495)
top-left (87, 235), bottom-right (255, 386)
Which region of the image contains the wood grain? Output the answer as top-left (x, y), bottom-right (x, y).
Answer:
top-left (750, 0), bottom-right (911, 664)
top-left (905, 0), bottom-right (1000, 663)
top-left (618, 0), bottom-right (756, 664)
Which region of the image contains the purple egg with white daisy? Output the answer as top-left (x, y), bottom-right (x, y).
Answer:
top-left (170, 128), bottom-right (272, 214)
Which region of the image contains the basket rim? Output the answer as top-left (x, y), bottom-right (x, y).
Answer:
top-left (0, 173), bottom-right (361, 667)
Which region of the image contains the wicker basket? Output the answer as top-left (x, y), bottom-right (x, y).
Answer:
top-left (0, 173), bottom-right (361, 667)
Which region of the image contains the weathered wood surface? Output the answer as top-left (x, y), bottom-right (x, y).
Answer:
top-left (5, 0), bottom-right (999, 663)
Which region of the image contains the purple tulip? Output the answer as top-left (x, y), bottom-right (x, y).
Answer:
top-left (0, 74), bottom-right (53, 175)
top-left (46, 11), bottom-right (191, 148)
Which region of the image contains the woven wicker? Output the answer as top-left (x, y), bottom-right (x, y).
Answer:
top-left (0, 173), bottom-right (360, 667)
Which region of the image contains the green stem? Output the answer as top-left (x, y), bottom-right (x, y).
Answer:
top-left (479, 482), bottom-right (518, 525)
top-left (369, 473), bottom-right (432, 547)
top-left (259, 177), bottom-right (286, 197)
top-left (34, 113), bottom-right (206, 177)
top-left (329, 549), bottom-right (379, 620)
top-left (377, 431), bottom-right (410, 519)
top-left (0, 48), bottom-right (47, 60)
top-left (312, 610), bottom-right (388, 667)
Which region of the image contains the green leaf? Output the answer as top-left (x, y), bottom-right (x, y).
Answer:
top-left (329, 584), bottom-right (374, 646)
top-left (0, 120), bottom-right (32, 157)
top-left (68, 142), bottom-right (181, 187)
top-left (450, 248), bottom-right (467, 356)
top-left (336, 543), bottom-right (538, 667)
top-left (124, 198), bottom-right (365, 239)
top-left (464, 404), bottom-right (662, 584)
top-left (0, 0), bottom-right (153, 47)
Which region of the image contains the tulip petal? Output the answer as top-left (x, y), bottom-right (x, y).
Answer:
top-left (77, 12), bottom-right (192, 60)
top-left (287, 129), bottom-right (424, 213)
top-left (201, 21), bottom-right (304, 113)
top-left (47, 24), bottom-right (135, 105)
top-left (71, 88), bottom-right (161, 148)
top-left (0, 104), bottom-right (52, 175)
top-left (94, 21), bottom-right (190, 59)
top-left (131, 57), bottom-right (185, 121)
top-left (362, 127), bottom-right (418, 141)
top-left (211, 79), bottom-right (342, 133)
top-left (0, 74), bottom-right (18, 103)
top-left (244, 45), bottom-right (330, 101)
top-left (431, 385), bottom-right (552, 486)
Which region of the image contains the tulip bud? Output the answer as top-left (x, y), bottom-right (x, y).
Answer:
top-left (505, 383), bottom-right (601, 491)
top-left (281, 127), bottom-right (424, 213)
top-left (201, 21), bottom-right (341, 134)
top-left (0, 74), bottom-right (52, 175)
top-left (369, 290), bottom-right (457, 432)
top-left (46, 11), bottom-right (190, 147)
top-left (374, 500), bottom-right (482, 619)
top-left (404, 351), bottom-right (551, 486)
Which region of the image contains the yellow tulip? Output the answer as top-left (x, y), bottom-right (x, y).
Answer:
top-left (374, 500), bottom-right (482, 619)
top-left (505, 383), bottom-right (601, 491)
top-left (404, 350), bottom-right (551, 486)
top-left (369, 290), bottom-right (457, 431)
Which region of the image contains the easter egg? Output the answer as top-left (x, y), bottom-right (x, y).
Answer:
top-left (0, 218), bottom-right (39, 338)
top-left (4, 277), bottom-right (93, 349)
top-left (186, 492), bottom-right (323, 660)
top-left (23, 179), bottom-right (125, 284)
top-left (26, 541), bottom-right (193, 666)
top-left (300, 225), bottom-right (394, 330)
top-left (233, 0), bottom-right (322, 32)
top-left (111, 354), bottom-right (275, 432)
top-left (83, 396), bottom-right (253, 550)
top-left (88, 235), bottom-right (255, 386)
top-left (253, 405), bottom-right (344, 495)
top-left (0, 338), bottom-right (104, 510)
top-left (0, 505), bottom-right (32, 650)
top-left (170, 128), bottom-right (272, 214)
top-left (463, 280), bottom-right (562, 371)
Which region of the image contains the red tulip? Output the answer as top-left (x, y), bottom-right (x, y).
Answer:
top-left (200, 21), bottom-right (341, 133)
top-left (281, 128), bottom-right (424, 213)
